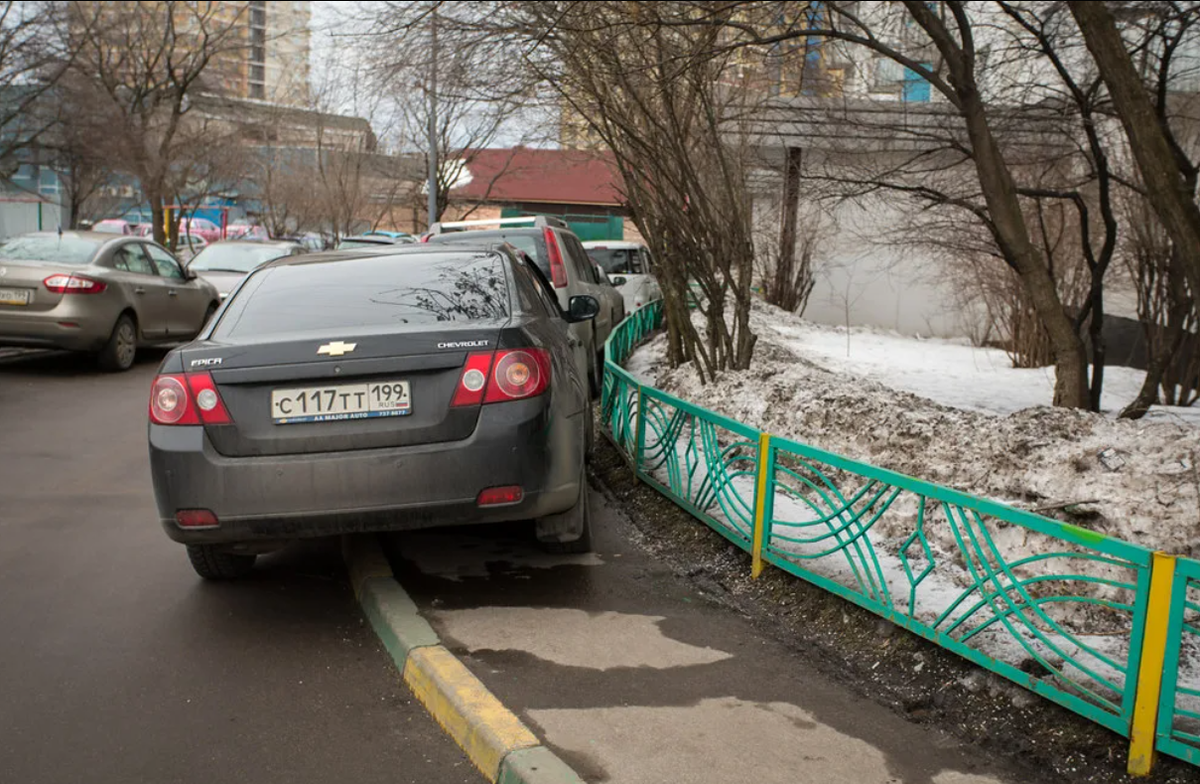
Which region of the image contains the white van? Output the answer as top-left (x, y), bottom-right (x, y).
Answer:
top-left (582, 241), bottom-right (661, 313)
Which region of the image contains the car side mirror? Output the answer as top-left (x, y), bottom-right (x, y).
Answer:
top-left (183, 266), bottom-right (197, 281)
top-left (566, 295), bottom-right (601, 323)
top-left (611, 276), bottom-right (627, 287)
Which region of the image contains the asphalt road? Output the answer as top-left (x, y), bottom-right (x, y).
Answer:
top-left (0, 350), bottom-right (474, 784)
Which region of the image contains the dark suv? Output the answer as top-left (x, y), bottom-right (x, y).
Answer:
top-left (424, 216), bottom-right (614, 396)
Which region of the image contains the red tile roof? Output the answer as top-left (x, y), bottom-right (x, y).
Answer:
top-left (452, 147), bottom-right (623, 207)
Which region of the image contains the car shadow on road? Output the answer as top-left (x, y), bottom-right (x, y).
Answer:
top-left (0, 347), bottom-right (171, 377)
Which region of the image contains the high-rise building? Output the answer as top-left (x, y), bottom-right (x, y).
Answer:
top-left (215, 0), bottom-right (311, 105)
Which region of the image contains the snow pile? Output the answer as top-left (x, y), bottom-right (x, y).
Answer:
top-left (628, 302), bottom-right (1200, 559)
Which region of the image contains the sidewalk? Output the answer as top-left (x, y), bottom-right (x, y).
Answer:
top-left (378, 485), bottom-right (1055, 784)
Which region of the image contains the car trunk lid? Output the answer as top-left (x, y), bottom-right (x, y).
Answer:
top-left (186, 323), bottom-right (506, 457)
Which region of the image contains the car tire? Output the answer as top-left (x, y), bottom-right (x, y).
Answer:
top-left (97, 313), bottom-right (137, 372)
top-left (537, 461), bottom-right (593, 554)
top-left (587, 345), bottom-right (601, 401)
top-left (186, 545), bottom-right (257, 581)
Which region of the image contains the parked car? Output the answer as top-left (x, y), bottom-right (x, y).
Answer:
top-left (363, 230), bottom-right (415, 243)
top-left (590, 261), bottom-right (627, 333)
top-left (175, 234), bottom-right (209, 263)
top-left (335, 234), bottom-right (408, 250)
top-left (179, 217), bottom-right (223, 243)
top-left (278, 232), bottom-right (327, 252)
top-left (93, 219), bottom-right (139, 235)
top-left (147, 243), bottom-right (600, 580)
top-left (186, 240), bottom-right (305, 299)
top-left (583, 240), bottom-right (661, 313)
top-left (0, 232), bottom-right (220, 371)
top-left (425, 216), bottom-right (615, 398)
top-left (225, 223), bottom-right (269, 241)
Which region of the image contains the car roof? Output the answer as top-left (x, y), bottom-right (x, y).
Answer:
top-left (203, 239), bottom-right (297, 248)
top-left (582, 240), bottom-right (642, 249)
top-left (18, 230), bottom-right (140, 244)
top-left (258, 243), bottom-right (507, 270)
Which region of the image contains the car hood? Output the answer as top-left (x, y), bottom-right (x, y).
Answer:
top-left (196, 270), bottom-right (248, 296)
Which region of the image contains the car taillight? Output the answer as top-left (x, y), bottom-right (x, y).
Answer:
top-left (451, 352), bottom-right (494, 407)
top-left (543, 228), bottom-right (568, 288)
top-left (43, 274), bottom-right (107, 294)
top-left (175, 509), bottom-right (219, 529)
top-left (149, 371), bottom-right (231, 425)
top-left (486, 349), bottom-right (551, 403)
top-left (185, 371), bottom-right (232, 424)
top-left (451, 349), bottom-right (551, 406)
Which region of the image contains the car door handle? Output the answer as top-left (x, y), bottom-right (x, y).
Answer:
top-left (133, 287), bottom-right (145, 295)
top-left (168, 289), bottom-right (178, 297)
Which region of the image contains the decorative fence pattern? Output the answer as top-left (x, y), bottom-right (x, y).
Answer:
top-left (601, 300), bottom-right (1200, 776)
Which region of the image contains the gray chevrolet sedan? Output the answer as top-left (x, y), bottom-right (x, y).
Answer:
top-left (148, 245), bottom-right (599, 580)
top-left (0, 232), bottom-right (221, 370)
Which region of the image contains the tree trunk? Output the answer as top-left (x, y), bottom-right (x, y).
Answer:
top-left (1069, 1), bottom-right (1200, 306)
top-left (149, 193), bottom-right (165, 247)
top-left (774, 146), bottom-right (803, 311)
top-left (960, 91), bottom-right (1090, 408)
top-left (1088, 291), bottom-right (1105, 413)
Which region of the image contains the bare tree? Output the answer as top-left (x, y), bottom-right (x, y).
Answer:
top-left (1070, 0), bottom-right (1200, 312)
top-left (0, 1), bottom-right (72, 176)
top-left (61, 1), bottom-right (250, 246)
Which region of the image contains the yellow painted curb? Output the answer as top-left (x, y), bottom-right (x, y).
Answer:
top-left (404, 645), bottom-right (541, 781)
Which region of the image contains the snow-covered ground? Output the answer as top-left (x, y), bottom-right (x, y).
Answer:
top-left (625, 301), bottom-right (1200, 558)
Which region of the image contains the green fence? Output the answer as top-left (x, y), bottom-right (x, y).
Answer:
top-left (601, 300), bottom-right (1200, 777)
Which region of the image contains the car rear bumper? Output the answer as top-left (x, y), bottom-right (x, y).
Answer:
top-left (0, 308), bottom-right (112, 352)
top-left (149, 397), bottom-right (582, 545)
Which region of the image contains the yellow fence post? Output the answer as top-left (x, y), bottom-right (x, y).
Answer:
top-left (751, 432), bottom-right (771, 579)
top-left (1128, 551), bottom-right (1177, 777)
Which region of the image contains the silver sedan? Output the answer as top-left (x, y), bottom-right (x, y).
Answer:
top-left (0, 232), bottom-right (221, 371)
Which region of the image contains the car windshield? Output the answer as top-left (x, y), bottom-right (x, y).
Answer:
top-left (428, 231), bottom-right (548, 278)
top-left (586, 247), bottom-right (644, 275)
top-left (189, 244), bottom-right (290, 273)
top-left (214, 253), bottom-right (510, 338)
top-left (0, 235), bottom-right (100, 264)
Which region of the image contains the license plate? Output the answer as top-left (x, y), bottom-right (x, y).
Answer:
top-left (0, 288), bottom-right (31, 306)
top-left (271, 380), bottom-right (411, 424)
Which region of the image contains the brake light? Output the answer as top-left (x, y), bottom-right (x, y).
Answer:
top-left (149, 371), bottom-right (231, 425)
top-left (486, 349), bottom-right (551, 403)
top-left (451, 352), bottom-right (494, 407)
top-left (477, 486), bottom-right (524, 507)
top-left (44, 274), bottom-right (107, 294)
top-left (450, 349), bottom-right (551, 406)
top-left (543, 228), bottom-right (567, 288)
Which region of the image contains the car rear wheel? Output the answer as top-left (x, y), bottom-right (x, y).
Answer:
top-left (186, 545), bottom-right (257, 580)
top-left (97, 313), bottom-right (137, 372)
top-left (537, 461), bottom-right (593, 554)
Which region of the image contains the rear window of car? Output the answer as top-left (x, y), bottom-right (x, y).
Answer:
top-left (214, 252), bottom-right (510, 338)
top-left (586, 247), bottom-right (644, 275)
top-left (0, 235), bottom-right (101, 265)
top-left (428, 231), bottom-right (549, 277)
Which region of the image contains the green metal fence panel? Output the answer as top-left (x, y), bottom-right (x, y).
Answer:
top-left (1156, 557), bottom-right (1200, 765)
top-left (600, 299), bottom-right (1168, 748)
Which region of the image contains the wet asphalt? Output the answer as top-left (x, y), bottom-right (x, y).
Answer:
top-left (0, 350), bottom-right (474, 784)
top-left (384, 502), bottom-right (1055, 784)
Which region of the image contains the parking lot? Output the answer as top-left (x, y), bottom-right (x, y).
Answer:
top-left (0, 350), bottom-right (475, 784)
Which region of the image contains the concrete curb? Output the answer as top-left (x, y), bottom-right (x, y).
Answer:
top-left (341, 535), bottom-right (586, 784)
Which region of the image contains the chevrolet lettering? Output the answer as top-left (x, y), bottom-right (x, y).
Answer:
top-left (438, 340), bottom-right (490, 349)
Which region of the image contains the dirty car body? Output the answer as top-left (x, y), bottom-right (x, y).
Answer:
top-left (147, 245), bottom-right (596, 576)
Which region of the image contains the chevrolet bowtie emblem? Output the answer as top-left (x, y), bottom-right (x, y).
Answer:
top-left (317, 341), bottom-right (357, 357)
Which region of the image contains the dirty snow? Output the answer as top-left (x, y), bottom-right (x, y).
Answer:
top-left (626, 301), bottom-right (1200, 559)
